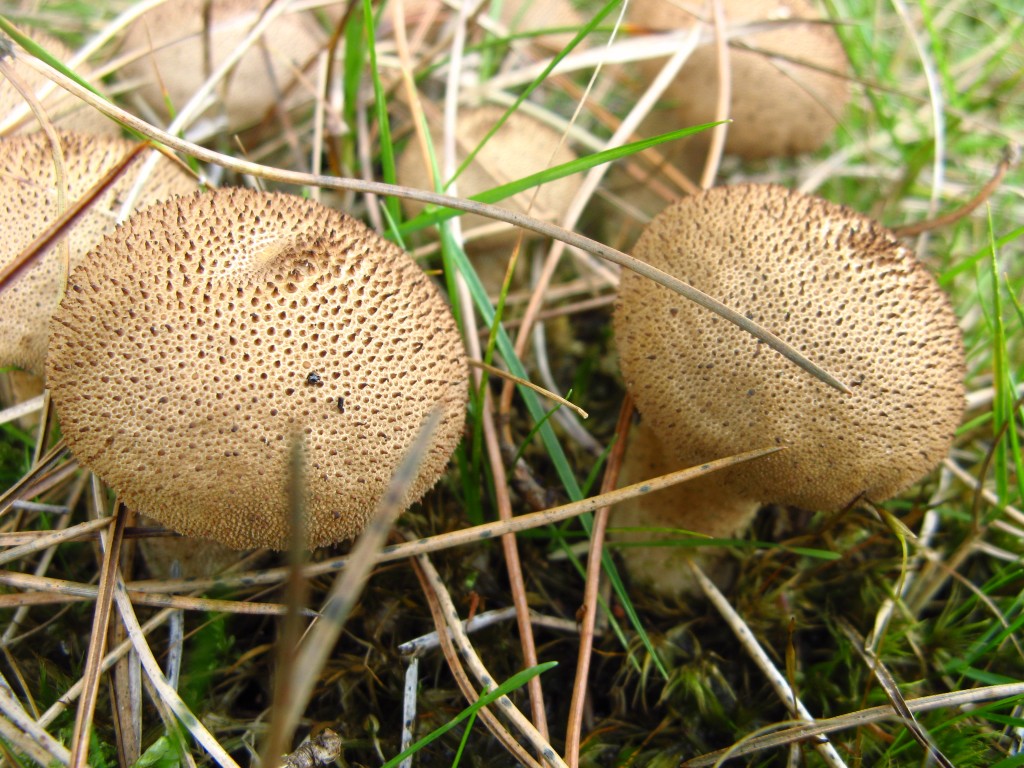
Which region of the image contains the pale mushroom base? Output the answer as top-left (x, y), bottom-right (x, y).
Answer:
top-left (613, 421), bottom-right (760, 596)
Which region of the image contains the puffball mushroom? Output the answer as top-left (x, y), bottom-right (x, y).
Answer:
top-left (630, 0), bottom-right (850, 159)
top-left (0, 130), bottom-right (197, 377)
top-left (119, 0), bottom-right (323, 130)
top-left (614, 183), bottom-right (965, 590)
top-left (47, 188), bottom-right (468, 551)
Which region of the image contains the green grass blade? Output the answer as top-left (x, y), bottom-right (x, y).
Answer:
top-left (397, 123), bottom-right (722, 236)
top-left (362, 0), bottom-right (400, 223)
top-left (380, 661), bottom-right (557, 768)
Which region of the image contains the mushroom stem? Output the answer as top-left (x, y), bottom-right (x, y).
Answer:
top-left (614, 420), bottom-right (761, 594)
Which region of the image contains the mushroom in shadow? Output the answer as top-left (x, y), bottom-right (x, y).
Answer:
top-left (0, 130), bottom-right (197, 378)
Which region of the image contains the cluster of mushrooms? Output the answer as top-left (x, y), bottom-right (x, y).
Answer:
top-left (0, 0), bottom-right (966, 605)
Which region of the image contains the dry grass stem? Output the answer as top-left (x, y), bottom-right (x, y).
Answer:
top-left (68, 490), bottom-right (125, 768)
top-left (110, 567), bottom-right (240, 768)
top-left (682, 683), bottom-right (1024, 767)
top-left (397, 607), bottom-right (581, 657)
top-left (470, 358), bottom-right (588, 418)
top-left (415, 552), bottom-right (566, 768)
top-left (836, 619), bottom-right (954, 768)
top-left (479, 385), bottom-right (550, 737)
top-left (564, 393), bottom-right (633, 767)
top-left (411, 555), bottom-right (545, 768)
top-left (0, 571), bottom-right (314, 616)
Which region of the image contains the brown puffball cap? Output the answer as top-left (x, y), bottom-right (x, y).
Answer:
top-left (615, 183), bottom-right (965, 512)
top-left (119, 0), bottom-right (323, 129)
top-left (396, 105), bottom-right (581, 245)
top-left (631, 0), bottom-right (850, 159)
top-left (0, 131), bottom-right (197, 375)
top-left (47, 188), bottom-right (468, 550)
top-left (0, 30), bottom-right (116, 136)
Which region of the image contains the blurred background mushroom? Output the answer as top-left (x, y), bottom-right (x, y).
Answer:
top-left (613, 183), bottom-right (966, 593)
top-left (0, 27), bottom-right (117, 136)
top-left (117, 0), bottom-right (325, 134)
top-left (397, 103), bottom-right (581, 292)
top-left (0, 131), bottom-right (196, 377)
top-left (47, 187), bottom-right (468, 551)
top-left (0, 131), bottom-right (196, 426)
top-left (627, 0), bottom-right (851, 179)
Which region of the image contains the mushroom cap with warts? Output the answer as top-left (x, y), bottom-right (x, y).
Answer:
top-left (0, 130), bottom-right (197, 376)
top-left (615, 183), bottom-right (965, 512)
top-left (119, 0), bottom-right (324, 130)
top-left (47, 187), bottom-right (468, 550)
top-left (630, 0), bottom-right (850, 159)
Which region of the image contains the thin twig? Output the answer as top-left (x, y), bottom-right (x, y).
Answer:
top-left (416, 553), bottom-right (567, 768)
top-left (470, 359), bottom-right (588, 418)
top-left (410, 556), bottom-right (544, 768)
top-left (481, 385), bottom-right (549, 738)
top-left (564, 393), bottom-right (633, 768)
top-left (892, 144), bottom-right (1020, 237)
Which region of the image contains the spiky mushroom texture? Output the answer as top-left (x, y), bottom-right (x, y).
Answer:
top-left (47, 188), bottom-right (469, 551)
top-left (118, 0), bottom-right (324, 131)
top-left (614, 183), bottom-right (965, 591)
top-left (0, 30), bottom-right (116, 136)
top-left (0, 130), bottom-right (197, 377)
top-left (629, 0), bottom-right (850, 159)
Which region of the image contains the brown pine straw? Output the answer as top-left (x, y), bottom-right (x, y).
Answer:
top-left (69, 492), bottom-right (127, 768)
top-left (0, 569), bottom-right (315, 616)
top-left (564, 392), bottom-right (634, 767)
top-left (481, 384), bottom-right (551, 739)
